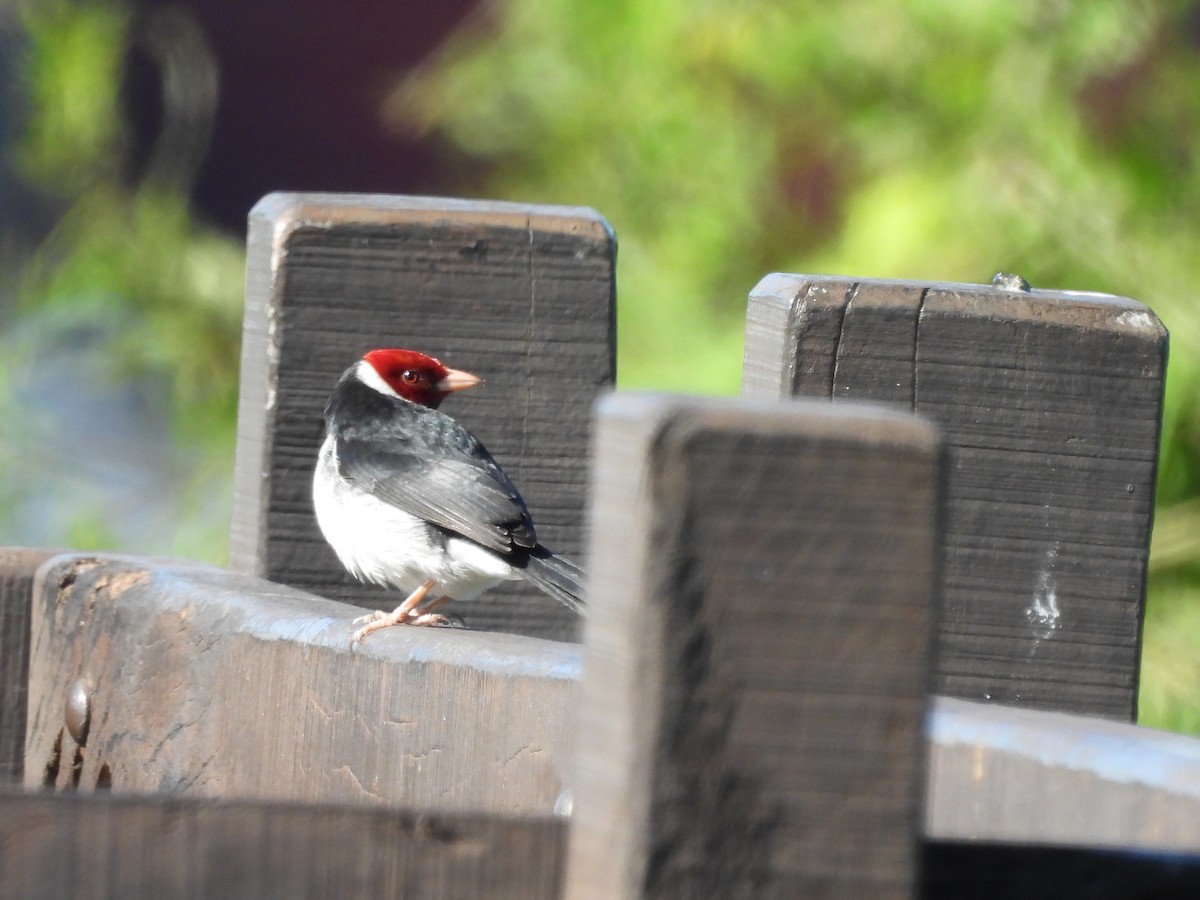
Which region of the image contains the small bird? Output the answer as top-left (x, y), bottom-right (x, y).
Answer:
top-left (313, 348), bottom-right (585, 644)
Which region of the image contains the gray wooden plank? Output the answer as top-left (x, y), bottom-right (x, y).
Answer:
top-left (232, 193), bottom-right (615, 641)
top-left (566, 394), bottom-right (942, 900)
top-left (744, 275), bottom-right (1167, 721)
top-left (0, 547), bottom-right (64, 784)
top-left (0, 790), bottom-right (562, 899)
top-left (24, 554), bottom-right (579, 814)
top-left (916, 286), bottom-right (1165, 719)
top-left (925, 696), bottom-right (1200, 853)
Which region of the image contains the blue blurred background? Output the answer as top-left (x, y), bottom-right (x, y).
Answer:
top-left (2, 0), bottom-right (1200, 730)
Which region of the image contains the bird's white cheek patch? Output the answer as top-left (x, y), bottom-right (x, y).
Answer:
top-left (354, 359), bottom-right (400, 398)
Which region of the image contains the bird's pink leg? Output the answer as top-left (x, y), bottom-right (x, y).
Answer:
top-left (351, 578), bottom-right (453, 644)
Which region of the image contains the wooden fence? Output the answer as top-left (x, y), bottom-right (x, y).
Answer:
top-left (1, 193), bottom-right (1197, 898)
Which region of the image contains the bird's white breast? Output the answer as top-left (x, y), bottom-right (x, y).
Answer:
top-left (312, 434), bottom-right (517, 600)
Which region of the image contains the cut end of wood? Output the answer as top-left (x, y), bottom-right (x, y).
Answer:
top-left (248, 191), bottom-right (614, 241)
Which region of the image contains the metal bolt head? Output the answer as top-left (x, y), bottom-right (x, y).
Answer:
top-left (65, 679), bottom-right (91, 746)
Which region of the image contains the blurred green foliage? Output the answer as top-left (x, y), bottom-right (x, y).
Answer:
top-left (6, 0), bottom-right (1200, 728)
top-left (15, 0), bottom-right (127, 190)
top-left (6, 0), bottom-right (244, 561)
top-left (16, 0), bottom-right (242, 441)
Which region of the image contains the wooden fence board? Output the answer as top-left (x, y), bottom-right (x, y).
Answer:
top-left (926, 696), bottom-right (1200, 853)
top-left (0, 790), bottom-right (562, 900)
top-left (0, 547), bottom-right (62, 784)
top-left (743, 275), bottom-right (1167, 720)
top-left (566, 394), bottom-right (942, 900)
top-left (231, 193), bottom-right (615, 641)
top-left (24, 554), bottom-right (579, 814)
top-left (916, 286), bottom-right (1164, 719)
top-left (6, 744), bottom-right (1200, 900)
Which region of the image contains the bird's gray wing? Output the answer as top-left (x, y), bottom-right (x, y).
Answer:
top-left (335, 435), bottom-right (537, 554)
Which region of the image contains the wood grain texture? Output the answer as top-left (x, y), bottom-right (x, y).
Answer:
top-left (566, 395), bottom-right (942, 900)
top-left (0, 790), bottom-right (563, 899)
top-left (0, 547), bottom-right (63, 784)
top-left (917, 286), bottom-right (1164, 719)
top-left (24, 554), bottom-right (579, 814)
top-left (744, 275), bottom-right (1167, 720)
top-left (833, 280), bottom-right (923, 405)
top-left (926, 696), bottom-right (1200, 852)
top-left (232, 193), bottom-right (616, 641)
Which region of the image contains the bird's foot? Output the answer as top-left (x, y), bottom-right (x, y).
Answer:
top-left (351, 579), bottom-right (459, 645)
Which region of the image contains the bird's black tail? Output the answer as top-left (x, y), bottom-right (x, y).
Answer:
top-left (520, 545), bottom-right (586, 614)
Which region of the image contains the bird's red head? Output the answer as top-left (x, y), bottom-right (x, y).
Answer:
top-left (360, 348), bottom-right (483, 409)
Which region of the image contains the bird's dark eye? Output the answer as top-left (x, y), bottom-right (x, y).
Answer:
top-left (400, 370), bottom-right (420, 384)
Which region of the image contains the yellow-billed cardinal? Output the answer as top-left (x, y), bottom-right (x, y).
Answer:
top-left (313, 348), bottom-right (585, 644)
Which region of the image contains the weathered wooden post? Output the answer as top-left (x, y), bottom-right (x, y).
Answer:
top-left (744, 275), bottom-right (1167, 720)
top-left (567, 394), bottom-right (943, 899)
top-left (231, 193), bottom-right (616, 640)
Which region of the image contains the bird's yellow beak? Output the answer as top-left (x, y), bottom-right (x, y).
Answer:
top-left (436, 367), bottom-right (484, 394)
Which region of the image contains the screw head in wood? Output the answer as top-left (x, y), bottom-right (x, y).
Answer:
top-left (65, 678), bottom-right (91, 746)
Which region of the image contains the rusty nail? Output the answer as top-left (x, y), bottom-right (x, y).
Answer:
top-left (65, 679), bottom-right (91, 746)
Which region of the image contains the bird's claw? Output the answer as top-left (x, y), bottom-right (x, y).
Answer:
top-left (408, 611), bottom-right (452, 627)
top-left (411, 610), bottom-right (467, 628)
